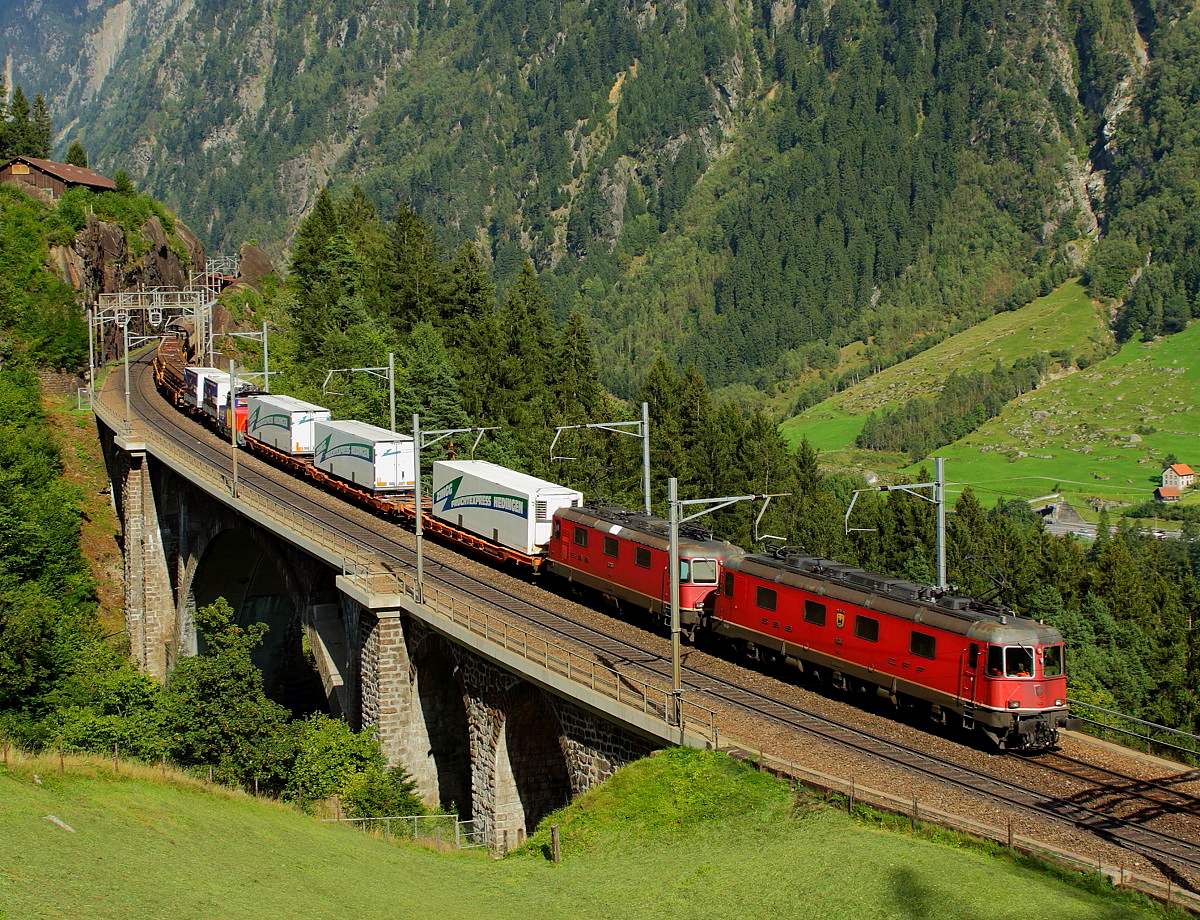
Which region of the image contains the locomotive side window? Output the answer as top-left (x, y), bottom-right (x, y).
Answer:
top-left (803, 600), bottom-right (826, 626)
top-left (854, 616), bottom-right (879, 641)
top-left (573, 527), bottom-right (589, 548)
top-left (603, 535), bottom-right (619, 558)
top-left (968, 643), bottom-right (979, 669)
top-left (553, 519), bottom-right (561, 539)
top-left (910, 631), bottom-right (936, 660)
top-left (1042, 645), bottom-right (1064, 678)
top-left (987, 646), bottom-right (1004, 676)
top-left (679, 559), bottom-right (692, 583)
top-left (755, 586), bottom-right (778, 611)
top-left (691, 559), bottom-right (718, 585)
top-left (635, 546), bottom-right (652, 569)
top-left (723, 572), bottom-right (735, 596)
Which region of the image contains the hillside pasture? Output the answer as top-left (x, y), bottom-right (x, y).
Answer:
top-left (909, 322), bottom-right (1200, 511)
top-left (780, 281), bottom-right (1108, 452)
top-left (0, 749), bottom-right (1163, 919)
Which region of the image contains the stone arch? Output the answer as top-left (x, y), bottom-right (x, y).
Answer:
top-left (407, 631), bottom-right (473, 817)
top-left (493, 684), bottom-right (572, 842)
top-left (184, 526), bottom-right (325, 712)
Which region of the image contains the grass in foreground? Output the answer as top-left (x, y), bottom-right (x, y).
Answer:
top-left (0, 749), bottom-right (1169, 919)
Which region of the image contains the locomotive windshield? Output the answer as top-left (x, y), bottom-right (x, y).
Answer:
top-left (680, 558), bottom-right (719, 585)
top-left (986, 645), bottom-right (1035, 678)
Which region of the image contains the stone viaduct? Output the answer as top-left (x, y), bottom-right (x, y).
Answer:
top-left (95, 390), bottom-right (711, 850)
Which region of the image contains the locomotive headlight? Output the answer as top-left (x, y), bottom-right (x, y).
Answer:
top-left (1007, 700), bottom-right (1020, 709)
top-left (1055, 699), bottom-right (1064, 707)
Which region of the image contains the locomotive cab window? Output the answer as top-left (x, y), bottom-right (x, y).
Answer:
top-left (690, 558), bottom-right (718, 585)
top-left (603, 535), bottom-right (619, 558)
top-left (989, 646), bottom-right (1034, 677)
top-left (573, 527), bottom-right (589, 548)
top-left (910, 631), bottom-right (936, 660)
top-left (854, 616), bottom-right (879, 642)
top-left (803, 600), bottom-right (826, 626)
top-left (634, 546), bottom-right (652, 569)
top-left (553, 519), bottom-right (561, 539)
top-left (1041, 645), bottom-right (1064, 678)
top-left (755, 586), bottom-right (778, 612)
top-left (722, 572), bottom-right (735, 596)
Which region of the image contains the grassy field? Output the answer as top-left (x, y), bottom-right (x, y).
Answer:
top-left (906, 321), bottom-right (1200, 512)
top-left (780, 280), bottom-right (1109, 454)
top-left (779, 282), bottom-right (1200, 516)
top-left (0, 749), bottom-right (1166, 919)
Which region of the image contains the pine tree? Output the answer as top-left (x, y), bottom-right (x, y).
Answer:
top-left (551, 309), bottom-right (604, 423)
top-left (444, 242), bottom-right (496, 350)
top-left (65, 140), bottom-right (88, 168)
top-left (30, 94), bottom-right (52, 159)
top-left (8, 86), bottom-right (31, 155)
top-left (384, 201), bottom-right (445, 333)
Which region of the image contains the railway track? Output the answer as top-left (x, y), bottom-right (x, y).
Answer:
top-left (116, 351), bottom-right (1200, 889)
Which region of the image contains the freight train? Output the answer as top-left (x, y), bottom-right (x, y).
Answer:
top-left (152, 336), bottom-right (1075, 750)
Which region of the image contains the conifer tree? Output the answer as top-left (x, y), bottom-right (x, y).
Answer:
top-left (444, 242), bottom-right (496, 350)
top-left (7, 86), bottom-right (30, 155)
top-left (385, 201), bottom-right (444, 332)
top-left (551, 309), bottom-right (604, 423)
top-left (65, 140), bottom-right (88, 168)
top-left (30, 94), bottom-right (52, 159)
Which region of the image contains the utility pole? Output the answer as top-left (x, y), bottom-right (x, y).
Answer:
top-left (667, 479), bottom-right (786, 725)
top-left (229, 359), bottom-right (239, 498)
top-left (549, 402), bottom-right (652, 514)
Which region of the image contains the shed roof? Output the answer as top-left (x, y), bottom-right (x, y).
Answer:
top-left (1156, 486), bottom-right (1181, 499)
top-left (2, 155), bottom-right (117, 190)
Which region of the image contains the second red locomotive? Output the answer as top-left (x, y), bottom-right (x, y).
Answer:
top-left (710, 548), bottom-right (1075, 750)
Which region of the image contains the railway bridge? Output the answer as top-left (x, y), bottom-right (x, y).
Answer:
top-left (93, 353), bottom-right (712, 848)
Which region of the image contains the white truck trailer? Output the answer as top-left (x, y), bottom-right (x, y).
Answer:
top-left (182, 366), bottom-right (224, 409)
top-left (431, 459), bottom-right (583, 555)
top-left (245, 394), bottom-right (332, 455)
top-left (313, 419), bottom-right (416, 491)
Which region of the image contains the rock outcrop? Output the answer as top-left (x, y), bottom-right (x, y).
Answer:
top-left (47, 213), bottom-right (206, 304)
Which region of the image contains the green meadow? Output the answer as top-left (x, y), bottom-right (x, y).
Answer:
top-left (915, 322), bottom-right (1200, 512)
top-left (0, 749), bottom-right (1166, 919)
top-left (781, 282), bottom-right (1200, 515)
top-left (780, 281), bottom-right (1109, 455)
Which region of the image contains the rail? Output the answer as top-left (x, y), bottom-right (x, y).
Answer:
top-left (93, 393), bottom-right (719, 746)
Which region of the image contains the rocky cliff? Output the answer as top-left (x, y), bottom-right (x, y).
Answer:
top-left (47, 212), bottom-right (206, 304)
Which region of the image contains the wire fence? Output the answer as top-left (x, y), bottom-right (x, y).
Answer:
top-left (740, 748), bottom-right (1200, 914)
top-left (323, 814), bottom-right (485, 849)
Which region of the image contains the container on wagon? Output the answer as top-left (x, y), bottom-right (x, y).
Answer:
top-left (431, 459), bottom-right (583, 555)
top-left (201, 371), bottom-right (235, 421)
top-left (313, 419), bottom-right (416, 491)
top-left (246, 394), bottom-right (332, 455)
top-left (182, 366), bottom-right (224, 409)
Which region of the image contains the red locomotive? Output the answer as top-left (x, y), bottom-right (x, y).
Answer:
top-left (710, 548), bottom-right (1075, 750)
top-left (545, 505), bottom-right (743, 634)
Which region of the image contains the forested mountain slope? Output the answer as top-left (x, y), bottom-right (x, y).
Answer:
top-left (6, 0), bottom-right (1193, 398)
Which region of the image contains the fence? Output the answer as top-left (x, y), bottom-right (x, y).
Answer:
top-left (1069, 699), bottom-right (1200, 766)
top-left (325, 814), bottom-right (485, 849)
top-left (743, 749), bottom-right (1200, 914)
